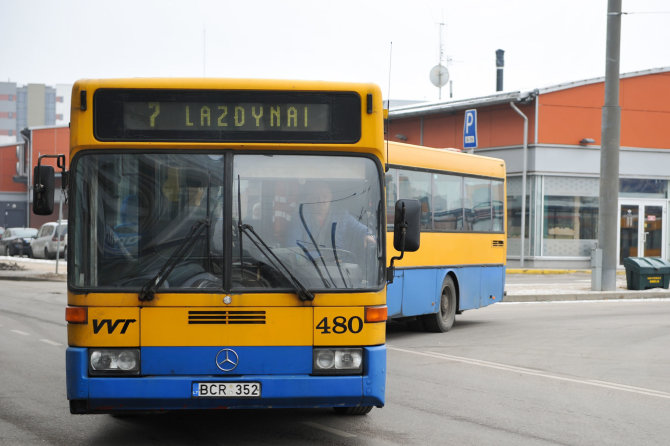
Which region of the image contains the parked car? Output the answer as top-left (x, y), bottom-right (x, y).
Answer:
top-left (31, 221), bottom-right (68, 259)
top-left (1, 227), bottom-right (38, 257)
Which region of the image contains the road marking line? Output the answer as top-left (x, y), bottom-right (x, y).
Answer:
top-left (501, 298), bottom-right (670, 305)
top-left (388, 346), bottom-right (670, 400)
top-left (10, 329), bottom-right (30, 336)
top-left (39, 338), bottom-right (62, 346)
top-left (302, 421), bottom-right (357, 438)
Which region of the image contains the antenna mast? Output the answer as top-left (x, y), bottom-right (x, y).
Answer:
top-left (429, 21), bottom-right (449, 100)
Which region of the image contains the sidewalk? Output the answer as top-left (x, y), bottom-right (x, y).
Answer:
top-left (504, 268), bottom-right (670, 302)
top-left (2, 257), bottom-right (670, 302)
top-left (0, 256), bottom-right (67, 282)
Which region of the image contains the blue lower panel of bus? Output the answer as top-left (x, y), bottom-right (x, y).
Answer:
top-left (387, 265), bottom-right (505, 318)
top-left (66, 345), bottom-right (385, 413)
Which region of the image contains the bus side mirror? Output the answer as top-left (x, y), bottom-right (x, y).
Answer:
top-left (33, 165), bottom-right (55, 215)
top-left (393, 199), bottom-right (420, 252)
top-left (387, 199), bottom-right (421, 283)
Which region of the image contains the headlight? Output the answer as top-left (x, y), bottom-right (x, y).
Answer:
top-left (313, 348), bottom-right (363, 375)
top-left (89, 348), bottom-right (140, 375)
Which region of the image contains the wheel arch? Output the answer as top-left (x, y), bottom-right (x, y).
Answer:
top-left (442, 270), bottom-right (460, 313)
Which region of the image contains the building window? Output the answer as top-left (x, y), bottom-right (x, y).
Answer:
top-left (620, 179), bottom-right (667, 198)
top-left (507, 176), bottom-right (535, 257)
top-left (542, 176), bottom-right (599, 257)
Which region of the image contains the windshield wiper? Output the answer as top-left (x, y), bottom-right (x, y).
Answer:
top-left (238, 223), bottom-right (314, 301)
top-left (330, 222), bottom-right (350, 287)
top-left (235, 174), bottom-right (313, 301)
top-left (138, 219), bottom-right (209, 302)
top-left (298, 203), bottom-right (336, 288)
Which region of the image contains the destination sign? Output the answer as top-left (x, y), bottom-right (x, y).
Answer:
top-left (124, 102), bottom-right (329, 132)
top-left (94, 89), bottom-right (361, 143)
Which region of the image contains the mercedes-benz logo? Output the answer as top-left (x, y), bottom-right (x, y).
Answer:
top-left (215, 348), bottom-right (239, 372)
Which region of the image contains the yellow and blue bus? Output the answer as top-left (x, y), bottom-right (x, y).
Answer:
top-left (33, 78), bottom-right (422, 415)
top-left (385, 141), bottom-right (507, 332)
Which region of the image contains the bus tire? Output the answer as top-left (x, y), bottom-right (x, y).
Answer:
top-left (333, 406), bottom-right (373, 415)
top-left (422, 275), bottom-right (456, 333)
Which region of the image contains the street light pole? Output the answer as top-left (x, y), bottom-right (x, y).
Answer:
top-left (598, 0), bottom-right (622, 291)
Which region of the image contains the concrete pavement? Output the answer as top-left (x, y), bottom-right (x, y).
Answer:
top-left (0, 256), bottom-right (66, 282)
top-left (2, 256), bottom-right (670, 302)
top-left (504, 269), bottom-right (670, 302)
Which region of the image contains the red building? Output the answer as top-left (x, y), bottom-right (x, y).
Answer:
top-left (0, 125), bottom-right (69, 230)
top-left (388, 67), bottom-right (670, 268)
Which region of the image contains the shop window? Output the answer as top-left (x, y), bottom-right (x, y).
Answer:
top-left (543, 196), bottom-right (598, 256)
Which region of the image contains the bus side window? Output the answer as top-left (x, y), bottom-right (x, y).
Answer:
top-left (398, 169), bottom-right (432, 231)
top-left (465, 177), bottom-right (493, 232)
top-left (433, 173), bottom-right (461, 231)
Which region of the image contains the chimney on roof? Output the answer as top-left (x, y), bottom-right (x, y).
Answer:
top-left (496, 49), bottom-right (504, 92)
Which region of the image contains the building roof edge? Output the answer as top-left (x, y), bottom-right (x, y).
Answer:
top-left (389, 66), bottom-right (670, 119)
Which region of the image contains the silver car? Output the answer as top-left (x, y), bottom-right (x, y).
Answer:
top-left (31, 221), bottom-right (68, 259)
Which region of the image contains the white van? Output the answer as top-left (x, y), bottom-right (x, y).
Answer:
top-left (31, 221), bottom-right (68, 259)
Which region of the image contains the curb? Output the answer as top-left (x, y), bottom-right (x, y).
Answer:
top-left (0, 273), bottom-right (66, 282)
top-left (506, 269), bottom-right (626, 275)
top-left (504, 290), bottom-right (670, 302)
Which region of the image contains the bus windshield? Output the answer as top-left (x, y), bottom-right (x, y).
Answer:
top-left (71, 152), bottom-right (383, 293)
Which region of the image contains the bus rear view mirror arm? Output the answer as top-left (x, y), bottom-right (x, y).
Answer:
top-left (387, 199), bottom-right (421, 283)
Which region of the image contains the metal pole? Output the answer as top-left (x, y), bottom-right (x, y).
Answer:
top-left (510, 101), bottom-right (528, 268)
top-left (598, 0), bottom-right (622, 291)
top-left (55, 191), bottom-right (63, 274)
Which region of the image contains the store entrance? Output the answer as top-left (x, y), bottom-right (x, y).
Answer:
top-left (618, 200), bottom-right (667, 265)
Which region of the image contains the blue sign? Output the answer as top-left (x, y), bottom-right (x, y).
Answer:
top-left (463, 109), bottom-right (478, 149)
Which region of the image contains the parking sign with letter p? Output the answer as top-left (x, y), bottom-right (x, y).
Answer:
top-left (463, 109), bottom-right (478, 149)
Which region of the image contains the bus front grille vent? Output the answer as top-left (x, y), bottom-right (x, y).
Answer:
top-left (188, 310), bottom-right (267, 325)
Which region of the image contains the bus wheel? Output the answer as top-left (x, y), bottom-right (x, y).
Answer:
top-left (422, 276), bottom-right (456, 333)
top-left (333, 406), bottom-right (373, 415)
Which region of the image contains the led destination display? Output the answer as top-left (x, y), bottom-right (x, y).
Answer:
top-left (94, 89), bottom-right (361, 143)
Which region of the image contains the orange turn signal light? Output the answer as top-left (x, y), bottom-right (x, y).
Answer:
top-left (365, 305), bottom-right (387, 323)
top-left (65, 307), bottom-right (87, 324)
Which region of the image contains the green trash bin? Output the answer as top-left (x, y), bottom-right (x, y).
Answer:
top-left (622, 257), bottom-right (670, 290)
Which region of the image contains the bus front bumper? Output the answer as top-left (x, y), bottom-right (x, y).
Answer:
top-left (66, 346), bottom-right (385, 413)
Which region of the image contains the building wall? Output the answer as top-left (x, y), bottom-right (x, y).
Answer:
top-left (0, 83), bottom-right (18, 137)
top-left (0, 126), bottom-right (69, 229)
top-left (0, 143), bottom-right (25, 193)
top-left (388, 70), bottom-right (670, 267)
top-left (0, 82), bottom-right (62, 139)
top-left (538, 70), bottom-right (670, 148)
top-left (388, 102), bottom-right (536, 151)
top-left (27, 84), bottom-right (47, 128)
top-left (56, 84), bottom-right (72, 125)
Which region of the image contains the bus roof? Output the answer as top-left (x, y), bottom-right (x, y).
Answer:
top-left (386, 141), bottom-right (506, 179)
top-left (72, 78), bottom-right (381, 93)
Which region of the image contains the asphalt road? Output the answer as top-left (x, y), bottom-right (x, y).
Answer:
top-left (1, 279), bottom-right (669, 445)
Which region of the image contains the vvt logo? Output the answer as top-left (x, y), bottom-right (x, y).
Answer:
top-left (92, 319), bottom-right (137, 334)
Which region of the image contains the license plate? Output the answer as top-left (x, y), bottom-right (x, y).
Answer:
top-left (192, 382), bottom-right (261, 398)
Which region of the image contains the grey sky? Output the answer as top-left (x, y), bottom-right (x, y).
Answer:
top-left (2, 0), bottom-right (670, 101)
